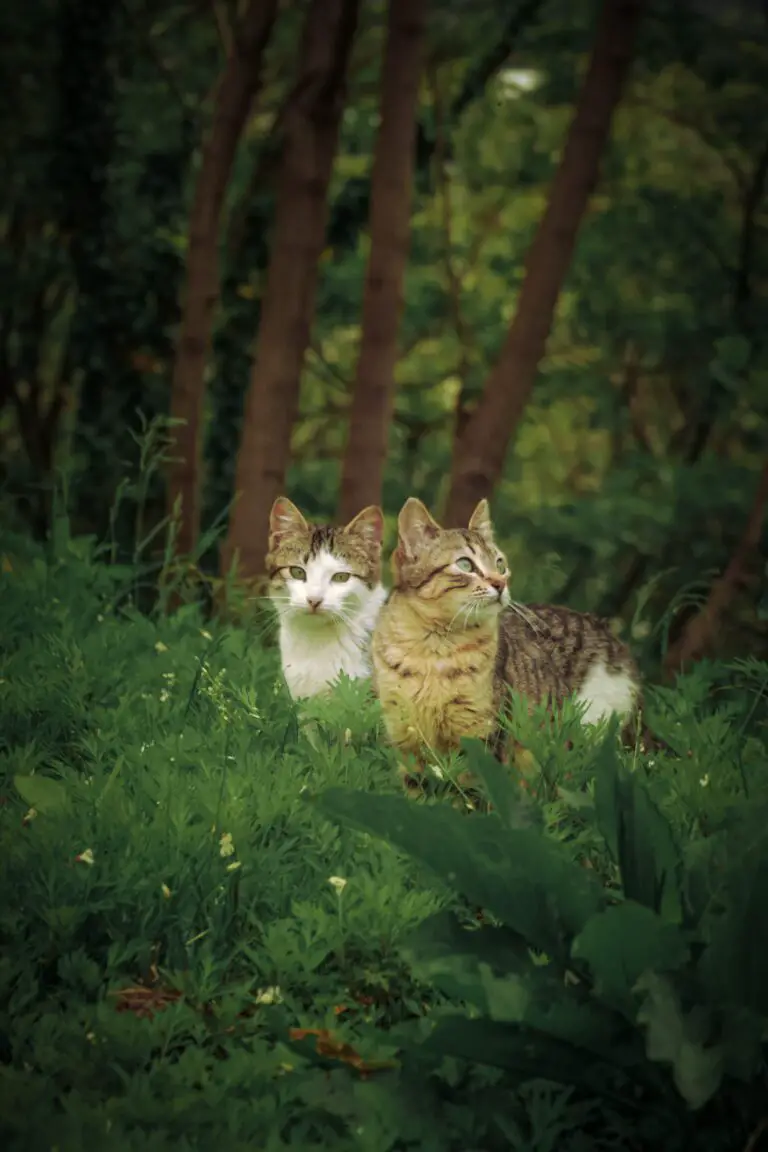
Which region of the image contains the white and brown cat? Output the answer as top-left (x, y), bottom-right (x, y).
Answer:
top-left (266, 497), bottom-right (387, 700)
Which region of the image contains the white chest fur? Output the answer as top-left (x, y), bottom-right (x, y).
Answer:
top-left (276, 582), bottom-right (387, 700)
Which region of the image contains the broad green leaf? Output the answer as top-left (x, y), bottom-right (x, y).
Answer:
top-left (698, 852), bottom-right (768, 1019)
top-left (592, 728), bottom-right (682, 919)
top-left (403, 911), bottom-right (650, 1072)
top-left (571, 902), bottom-right (688, 1015)
top-left (415, 1016), bottom-right (634, 1101)
top-left (459, 738), bottom-right (541, 829)
top-left (635, 972), bottom-right (724, 1110)
top-left (14, 774), bottom-right (71, 816)
top-left (401, 910), bottom-right (534, 1007)
top-left (314, 788), bottom-right (605, 960)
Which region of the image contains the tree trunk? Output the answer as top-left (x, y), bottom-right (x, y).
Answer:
top-left (220, 0), bottom-right (360, 581)
top-left (166, 0), bottom-right (279, 557)
top-left (663, 462), bottom-right (768, 679)
top-left (337, 0), bottom-right (426, 521)
top-left (444, 0), bottom-right (646, 527)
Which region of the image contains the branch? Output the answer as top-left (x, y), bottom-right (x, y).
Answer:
top-left (734, 131), bottom-right (768, 324)
top-left (615, 340), bottom-right (653, 455)
top-left (451, 0), bottom-right (544, 123)
top-left (210, 0), bottom-right (233, 56)
top-left (663, 462), bottom-right (768, 678)
top-left (414, 0), bottom-right (544, 167)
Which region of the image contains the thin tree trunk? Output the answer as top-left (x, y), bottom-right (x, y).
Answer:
top-left (663, 462), bottom-right (768, 678)
top-left (166, 0), bottom-right (279, 557)
top-left (220, 0), bottom-right (360, 581)
top-left (337, 0), bottom-right (426, 521)
top-left (444, 0), bottom-right (646, 527)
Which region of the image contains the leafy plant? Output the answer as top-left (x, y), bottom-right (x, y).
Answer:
top-left (315, 727), bottom-right (768, 1149)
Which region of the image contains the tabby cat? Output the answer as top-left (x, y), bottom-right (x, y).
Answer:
top-left (266, 497), bottom-right (387, 699)
top-left (371, 497), bottom-right (641, 772)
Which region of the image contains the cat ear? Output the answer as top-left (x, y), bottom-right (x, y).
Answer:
top-left (269, 497), bottom-right (308, 544)
top-left (344, 505), bottom-right (383, 546)
top-left (468, 499), bottom-right (494, 544)
top-left (397, 498), bottom-right (441, 554)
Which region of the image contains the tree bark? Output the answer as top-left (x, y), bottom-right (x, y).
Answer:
top-left (444, 0), bottom-right (647, 527)
top-left (337, 0), bottom-right (426, 521)
top-left (662, 462), bottom-right (768, 679)
top-left (166, 0), bottom-right (279, 557)
top-left (220, 0), bottom-right (361, 580)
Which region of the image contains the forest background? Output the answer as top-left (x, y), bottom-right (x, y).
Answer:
top-left (2, 0), bottom-right (767, 674)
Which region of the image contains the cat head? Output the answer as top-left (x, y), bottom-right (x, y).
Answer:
top-left (392, 497), bottom-right (509, 623)
top-left (266, 497), bottom-right (383, 624)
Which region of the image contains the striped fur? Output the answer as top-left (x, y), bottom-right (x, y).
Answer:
top-left (372, 498), bottom-right (641, 775)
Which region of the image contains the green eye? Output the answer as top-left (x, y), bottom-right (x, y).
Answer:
top-left (331, 571), bottom-right (351, 584)
top-left (496, 557), bottom-right (507, 574)
top-left (455, 557), bottom-right (474, 573)
top-left (288, 566), bottom-right (306, 581)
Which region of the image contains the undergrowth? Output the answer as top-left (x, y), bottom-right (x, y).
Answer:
top-left (0, 528), bottom-right (766, 1151)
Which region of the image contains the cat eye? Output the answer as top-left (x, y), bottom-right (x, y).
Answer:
top-left (331, 572), bottom-right (351, 584)
top-left (455, 557), bottom-right (475, 573)
top-left (496, 558), bottom-right (507, 574)
top-left (288, 566), bottom-right (306, 581)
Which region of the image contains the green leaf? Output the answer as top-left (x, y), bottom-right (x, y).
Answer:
top-left (571, 902), bottom-right (689, 1015)
top-left (314, 788), bottom-right (605, 961)
top-left (635, 972), bottom-right (723, 1110)
top-left (592, 728), bottom-right (682, 919)
top-left (14, 774), bottom-right (71, 815)
top-left (402, 911), bottom-right (649, 1071)
top-left (698, 851), bottom-right (768, 1018)
top-left (401, 909), bottom-right (533, 1006)
top-left (459, 738), bottom-right (541, 829)
top-left (415, 1016), bottom-right (633, 1101)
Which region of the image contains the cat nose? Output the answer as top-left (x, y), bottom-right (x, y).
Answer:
top-left (489, 577), bottom-right (507, 598)
top-left (307, 597), bottom-right (323, 612)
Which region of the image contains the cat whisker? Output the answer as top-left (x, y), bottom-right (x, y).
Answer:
top-left (507, 599), bottom-right (544, 633)
top-left (446, 602), bottom-right (473, 633)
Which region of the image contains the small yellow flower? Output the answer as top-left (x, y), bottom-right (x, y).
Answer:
top-left (226, 860), bottom-right (242, 873)
top-left (22, 807), bottom-right (37, 826)
top-left (328, 876), bottom-right (347, 894)
top-left (343, 728), bottom-right (352, 745)
top-left (200, 629), bottom-right (213, 641)
top-left (75, 848), bottom-right (95, 866)
top-left (161, 883), bottom-right (172, 899)
top-left (254, 985), bottom-right (282, 1005)
top-left (219, 832), bottom-right (235, 858)
top-left (154, 641), bottom-right (169, 653)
